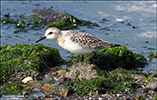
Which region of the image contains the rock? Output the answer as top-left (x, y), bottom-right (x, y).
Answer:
top-left (22, 77), bottom-right (33, 83)
top-left (32, 9), bottom-right (81, 24)
top-left (44, 74), bottom-right (55, 83)
top-left (146, 79), bottom-right (157, 91)
top-left (0, 44), bottom-right (65, 83)
top-left (51, 72), bottom-right (58, 75)
top-left (70, 46), bottom-right (147, 70)
top-left (58, 76), bottom-right (70, 84)
top-left (58, 62), bottom-right (98, 81)
top-left (131, 73), bottom-right (146, 80)
top-left (148, 73), bottom-right (157, 78)
top-left (116, 93), bottom-right (122, 97)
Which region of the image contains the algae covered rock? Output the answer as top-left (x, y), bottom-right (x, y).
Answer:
top-left (70, 46), bottom-right (147, 70)
top-left (32, 9), bottom-right (81, 24)
top-left (93, 46), bottom-right (147, 70)
top-left (32, 9), bottom-right (99, 30)
top-left (0, 44), bottom-right (65, 83)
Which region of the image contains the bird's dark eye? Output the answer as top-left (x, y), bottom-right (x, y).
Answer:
top-left (49, 32), bottom-right (53, 34)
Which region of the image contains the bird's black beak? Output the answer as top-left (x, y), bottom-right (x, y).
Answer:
top-left (36, 36), bottom-right (46, 43)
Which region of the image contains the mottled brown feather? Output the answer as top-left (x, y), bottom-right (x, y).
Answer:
top-left (66, 30), bottom-right (113, 49)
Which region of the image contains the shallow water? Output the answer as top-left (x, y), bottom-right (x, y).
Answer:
top-left (1, 1), bottom-right (156, 73)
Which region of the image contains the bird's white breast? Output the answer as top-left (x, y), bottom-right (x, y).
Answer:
top-left (58, 36), bottom-right (100, 55)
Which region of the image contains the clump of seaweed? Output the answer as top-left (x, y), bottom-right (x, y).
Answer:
top-left (0, 44), bottom-right (65, 84)
top-left (69, 46), bottom-right (147, 70)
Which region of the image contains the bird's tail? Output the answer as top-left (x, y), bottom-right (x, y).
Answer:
top-left (111, 44), bottom-right (121, 47)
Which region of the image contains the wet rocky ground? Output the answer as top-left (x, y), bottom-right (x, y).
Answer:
top-left (35, 75), bottom-right (157, 100)
top-left (38, 90), bottom-right (157, 100)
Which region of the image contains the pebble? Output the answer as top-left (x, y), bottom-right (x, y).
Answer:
top-left (116, 93), bottom-right (122, 97)
top-left (116, 19), bottom-right (124, 22)
top-left (146, 79), bottom-right (157, 91)
top-left (98, 97), bottom-right (103, 100)
top-left (22, 77), bottom-right (33, 83)
top-left (58, 76), bottom-right (70, 84)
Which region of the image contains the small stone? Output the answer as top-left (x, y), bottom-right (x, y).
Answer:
top-left (146, 79), bottom-right (157, 91)
top-left (44, 74), bottom-right (54, 82)
top-left (22, 77), bottom-right (33, 83)
top-left (98, 97), bottom-right (103, 100)
top-left (126, 96), bottom-right (131, 100)
top-left (134, 95), bottom-right (140, 100)
top-left (116, 93), bottom-right (122, 97)
top-left (51, 72), bottom-right (58, 75)
top-left (102, 94), bottom-right (109, 98)
top-left (58, 76), bottom-right (70, 84)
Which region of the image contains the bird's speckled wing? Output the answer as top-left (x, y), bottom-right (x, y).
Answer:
top-left (66, 30), bottom-right (113, 49)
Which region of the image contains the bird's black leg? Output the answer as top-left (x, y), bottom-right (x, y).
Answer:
top-left (88, 52), bottom-right (96, 61)
top-left (81, 55), bottom-right (84, 61)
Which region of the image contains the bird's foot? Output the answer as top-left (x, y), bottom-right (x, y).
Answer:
top-left (80, 55), bottom-right (84, 61)
top-left (87, 52), bottom-right (96, 61)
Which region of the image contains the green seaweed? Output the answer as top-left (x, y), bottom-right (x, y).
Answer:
top-left (99, 46), bottom-right (147, 69)
top-left (1, 13), bottom-right (45, 33)
top-left (47, 21), bottom-right (72, 30)
top-left (17, 21), bottom-right (25, 29)
top-left (155, 95), bottom-right (157, 100)
top-left (80, 20), bottom-right (100, 28)
top-left (148, 51), bottom-right (154, 62)
top-left (0, 44), bottom-right (65, 84)
top-left (69, 46), bottom-right (147, 70)
top-left (67, 13), bottom-right (82, 26)
top-left (144, 77), bottom-right (157, 83)
top-left (102, 18), bottom-right (110, 21)
top-left (0, 81), bottom-right (23, 97)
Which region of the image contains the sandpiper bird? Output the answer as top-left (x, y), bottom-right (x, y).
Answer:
top-left (36, 27), bottom-right (120, 61)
